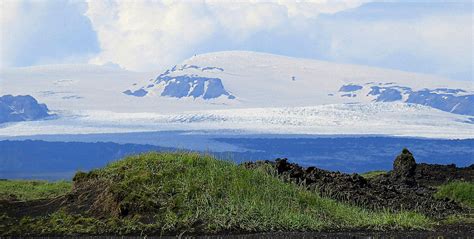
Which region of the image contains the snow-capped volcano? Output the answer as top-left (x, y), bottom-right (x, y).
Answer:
top-left (1, 51), bottom-right (473, 139)
top-left (125, 51), bottom-right (473, 115)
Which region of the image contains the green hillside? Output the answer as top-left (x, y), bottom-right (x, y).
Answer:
top-left (1, 152), bottom-right (431, 236)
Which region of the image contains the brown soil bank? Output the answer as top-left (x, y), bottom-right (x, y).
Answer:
top-left (244, 148), bottom-right (473, 218)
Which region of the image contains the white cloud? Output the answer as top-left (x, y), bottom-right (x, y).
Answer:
top-left (86, 0), bottom-right (218, 71)
top-left (278, 0), bottom-right (371, 17)
top-left (85, 0), bottom-right (368, 71)
top-left (2, 1), bottom-right (470, 81)
top-left (0, 0), bottom-right (98, 69)
top-left (1, 0), bottom-right (27, 68)
top-left (322, 13), bottom-right (473, 80)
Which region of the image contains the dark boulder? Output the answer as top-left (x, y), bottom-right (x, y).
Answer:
top-left (392, 148), bottom-right (417, 186)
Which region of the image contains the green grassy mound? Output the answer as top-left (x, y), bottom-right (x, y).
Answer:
top-left (2, 152), bottom-right (431, 235)
top-left (435, 181), bottom-right (474, 208)
top-left (0, 180), bottom-right (71, 201)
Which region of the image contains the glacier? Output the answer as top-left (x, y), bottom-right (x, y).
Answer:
top-left (0, 51), bottom-right (473, 139)
top-left (0, 103), bottom-right (472, 139)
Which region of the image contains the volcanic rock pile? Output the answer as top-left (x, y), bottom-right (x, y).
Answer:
top-left (244, 149), bottom-right (472, 218)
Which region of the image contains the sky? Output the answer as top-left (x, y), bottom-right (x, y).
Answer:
top-left (0, 0), bottom-right (472, 81)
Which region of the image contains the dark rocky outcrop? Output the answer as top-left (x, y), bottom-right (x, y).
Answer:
top-left (123, 89), bottom-right (148, 97)
top-left (406, 91), bottom-right (474, 116)
top-left (415, 163), bottom-right (474, 187)
top-left (339, 84), bottom-right (363, 92)
top-left (340, 82), bottom-right (474, 115)
top-left (0, 95), bottom-right (52, 124)
top-left (159, 75), bottom-right (234, 99)
top-left (392, 148), bottom-right (417, 186)
top-left (244, 149), bottom-right (473, 218)
top-left (123, 64), bottom-right (235, 100)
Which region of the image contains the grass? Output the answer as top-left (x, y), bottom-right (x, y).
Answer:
top-left (360, 170), bottom-right (387, 179)
top-left (1, 152), bottom-right (432, 235)
top-left (435, 181), bottom-right (474, 208)
top-left (0, 180), bottom-right (71, 201)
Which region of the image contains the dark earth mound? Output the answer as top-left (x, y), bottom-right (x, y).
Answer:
top-left (244, 148), bottom-right (473, 218)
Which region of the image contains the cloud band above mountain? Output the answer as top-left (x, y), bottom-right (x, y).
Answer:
top-left (1, 0), bottom-right (472, 81)
top-left (84, 0), bottom-right (369, 71)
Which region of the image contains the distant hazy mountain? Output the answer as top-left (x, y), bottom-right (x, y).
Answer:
top-left (0, 95), bottom-right (51, 123)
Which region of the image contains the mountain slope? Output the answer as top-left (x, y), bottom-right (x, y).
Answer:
top-left (0, 51), bottom-right (472, 138)
top-left (2, 51), bottom-right (472, 115)
top-left (126, 51), bottom-right (473, 115)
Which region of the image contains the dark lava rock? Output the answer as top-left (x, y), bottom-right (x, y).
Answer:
top-left (392, 148), bottom-right (417, 186)
top-left (244, 149), bottom-right (472, 218)
top-left (0, 95), bottom-right (51, 124)
top-left (415, 163), bottom-right (474, 187)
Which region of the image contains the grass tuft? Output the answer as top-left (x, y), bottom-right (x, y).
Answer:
top-left (0, 180), bottom-right (71, 201)
top-left (435, 181), bottom-right (474, 208)
top-left (360, 170), bottom-right (387, 179)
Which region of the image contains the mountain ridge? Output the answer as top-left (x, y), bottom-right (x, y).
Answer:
top-left (0, 51), bottom-right (472, 138)
top-left (125, 51), bottom-right (473, 115)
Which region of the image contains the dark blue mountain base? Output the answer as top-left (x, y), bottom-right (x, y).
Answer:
top-left (1, 136), bottom-right (472, 180)
top-left (216, 137), bottom-right (474, 172)
top-left (0, 140), bottom-right (172, 180)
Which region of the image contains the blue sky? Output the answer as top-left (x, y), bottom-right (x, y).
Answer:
top-left (0, 0), bottom-right (472, 81)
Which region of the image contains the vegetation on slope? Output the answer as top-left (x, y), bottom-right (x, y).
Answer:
top-left (360, 170), bottom-right (387, 179)
top-left (2, 152), bottom-right (432, 236)
top-left (435, 181), bottom-right (474, 208)
top-left (0, 180), bottom-right (71, 201)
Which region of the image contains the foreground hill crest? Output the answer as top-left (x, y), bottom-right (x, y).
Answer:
top-left (1, 151), bottom-right (472, 236)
